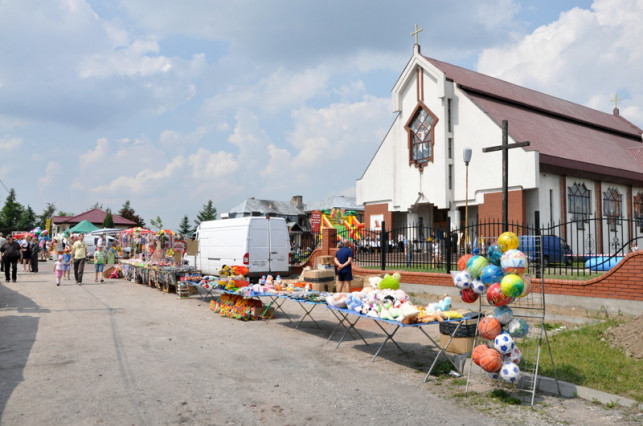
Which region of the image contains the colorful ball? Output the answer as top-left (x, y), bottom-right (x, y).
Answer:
top-left (518, 275), bottom-right (532, 298)
top-left (500, 249), bottom-right (528, 275)
top-left (500, 274), bottom-right (524, 298)
top-left (507, 318), bottom-right (529, 338)
top-left (480, 264), bottom-right (504, 286)
top-left (498, 232), bottom-right (519, 252)
top-left (504, 346), bottom-right (522, 364)
top-left (493, 305), bottom-right (514, 325)
top-left (486, 283), bottom-right (514, 307)
top-left (457, 254), bottom-right (473, 271)
top-left (453, 270), bottom-right (472, 290)
top-left (494, 332), bottom-right (515, 354)
top-left (478, 348), bottom-right (503, 373)
top-left (487, 244), bottom-right (503, 266)
top-left (478, 316), bottom-right (502, 340)
top-left (499, 361), bottom-right (521, 384)
top-left (459, 288), bottom-right (479, 303)
top-left (471, 279), bottom-right (487, 295)
top-left (466, 255), bottom-right (489, 278)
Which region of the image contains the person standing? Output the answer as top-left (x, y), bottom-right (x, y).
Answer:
top-left (1, 235), bottom-right (22, 282)
top-left (71, 234), bottom-right (87, 285)
top-left (94, 246), bottom-right (105, 283)
top-left (21, 236), bottom-right (31, 271)
top-left (54, 255), bottom-right (64, 286)
top-left (30, 237), bottom-right (40, 272)
top-left (0, 233), bottom-right (6, 272)
top-left (334, 239), bottom-right (354, 293)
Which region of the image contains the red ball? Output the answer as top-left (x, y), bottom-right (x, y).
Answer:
top-left (460, 288), bottom-right (479, 303)
top-left (478, 316), bottom-right (503, 340)
top-left (486, 282), bottom-right (514, 307)
top-left (472, 344), bottom-right (488, 365)
top-left (478, 348), bottom-right (503, 372)
top-left (457, 254), bottom-right (473, 271)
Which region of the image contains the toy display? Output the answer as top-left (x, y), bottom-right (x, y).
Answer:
top-left (470, 279), bottom-right (487, 295)
top-left (499, 361), bottom-right (521, 384)
top-left (472, 344), bottom-right (488, 365)
top-left (457, 254), bottom-right (473, 271)
top-left (486, 244), bottom-right (503, 266)
top-left (492, 306), bottom-right (514, 325)
top-left (453, 270), bottom-right (473, 289)
top-left (479, 264), bottom-right (504, 285)
top-left (486, 283), bottom-right (514, 306)
top-left (459, 288), bottom-right (479, 303)
top-left (493, 333), bottom-right (515, 354)
top-left (466, 255), bottom-right (489, 278)
top-left (477, 348), bottom-right (503, 373)
top-left (504, 346), bottom-right (522, 364)
top-left (507, 317), bottom-right (529, 338)
top-left (518, 275), bottom-right (532, 298)
top-left (500, 274), bottom-right (524, 298)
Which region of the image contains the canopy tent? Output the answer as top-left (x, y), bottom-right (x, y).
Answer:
top-left (69, 220), bottom-right (100, 233)
top-left (120, 227), bottom-right (154, 235)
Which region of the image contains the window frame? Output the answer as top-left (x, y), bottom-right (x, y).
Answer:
top-left (404, 101), bottom-right (439, 171)
top-left (567, 182), bottom-right (591, 229)
top-left (602, 187), bottom-right (622, 232)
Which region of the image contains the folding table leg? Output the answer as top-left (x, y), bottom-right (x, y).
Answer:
top-left (264, 296), bottom-right (292, 323)
top-left (335, 315), bottom-right (368, 349)
top-left (326, 309), bottom-right (348, 342)
top-left (371, 323), bottom-right (403, 362)
top-left (293, 302), bottom-right (321, 330)
top-left (423, 321), bottom-right (462, 381)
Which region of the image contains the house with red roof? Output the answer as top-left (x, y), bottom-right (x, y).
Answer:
top-left (357, 44), bottom-right (643, 252)
top-left (52, 208), bottom-right (137, 233)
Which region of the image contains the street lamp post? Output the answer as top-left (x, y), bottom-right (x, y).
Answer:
top-left (463, 148), bottom-right (472, 253)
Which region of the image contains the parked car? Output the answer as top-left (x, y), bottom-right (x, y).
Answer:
top-left (518, 235), bottom-right (573, 267)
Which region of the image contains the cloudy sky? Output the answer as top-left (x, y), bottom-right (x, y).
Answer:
top-left (1, 0), bottom-right (642, 230)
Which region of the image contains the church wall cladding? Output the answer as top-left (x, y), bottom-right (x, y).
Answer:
top-left (477, 189), bottom-right (526, 225)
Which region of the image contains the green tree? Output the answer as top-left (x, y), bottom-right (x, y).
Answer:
top-left (178, 215), bottom-right (193, 237)
top-left (150, 216), bottom-right (164, 230)
top-left (57, 211), bottom-right (74, 217)
top-left (119, 200), bottom-right (146, 227)
top-left (38, 202), bottom-right (56, 229)
top-left (194, 200), bottom-right (217, 228)
top-left (103, 208), bottom-right (114, 228)
top-left (0, 189), bottom-right (24, 230)
top-left (90, 202), bottom-right (103, 210)
top-left (18, 205), bottom-right (37, 230)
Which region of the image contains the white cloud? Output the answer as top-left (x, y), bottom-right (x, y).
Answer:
top-left (0, 136), bottom-right (22, 150)
top-left (95, 155), bottom-right (187, 194)
top-left (476, 0), bottom-right (643, 125)
top-left (79, 137), bottom-right (110, 168)
top-left (37, 161), bottom-right (62, 188)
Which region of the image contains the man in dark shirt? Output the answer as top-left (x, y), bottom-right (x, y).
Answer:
top-left (334, 239), bottom-right (354, 293)
top-left (1, 235), bottom-right (22, 282)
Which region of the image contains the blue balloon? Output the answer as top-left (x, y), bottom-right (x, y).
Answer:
top-left (480, 264), bottom-right (504, 285)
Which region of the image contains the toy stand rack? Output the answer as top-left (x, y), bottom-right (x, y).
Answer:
top-left (465, 235), bottom-right (561, 406)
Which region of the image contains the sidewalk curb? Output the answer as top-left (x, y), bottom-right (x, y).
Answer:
top-left (536, 375), bottom-right (642, 409)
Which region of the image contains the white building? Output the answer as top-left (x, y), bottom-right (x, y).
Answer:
top-left (357, 44), bottom-right (643, 253)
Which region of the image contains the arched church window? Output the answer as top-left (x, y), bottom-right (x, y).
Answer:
top-left (567, 182), bottom-right (591, 228)
top-left (603, 187), bottom-right (622, 232)
top-left (405, 102), bottom-right (438, 170)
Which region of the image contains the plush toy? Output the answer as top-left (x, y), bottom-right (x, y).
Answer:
top-left (326, 292), bottom-right (349, 308)
top-left (427, 296), bottom-right (451, 313)
top-left (346, 293), bottom-right (363, 311)
top-left (369, 276), bottom-right (382, 288)
top-left (265, 275), bottom-right (274, 286)
top-left (259, 275), bottom-right (267, 285)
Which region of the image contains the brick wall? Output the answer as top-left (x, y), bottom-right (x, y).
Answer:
top-left (477, 190), bottom-right (525, 223)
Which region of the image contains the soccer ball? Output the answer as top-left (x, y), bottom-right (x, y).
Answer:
top-left (494, 333), bottom-right (515, 354)
top-left (488, 371), bottom-right (500, 380)
top-left (499, 361), bottom-right (521, 384)
top-left (504, 346), bottom-right (522, 364)
top-left (507, 318), bottom-right (530, 338)
top-left (453, 270), bottom-right (472, 290)
top-left (471, 279), bottom-right (487, 295)
top-left (493, 305), bottom-right (514, 325)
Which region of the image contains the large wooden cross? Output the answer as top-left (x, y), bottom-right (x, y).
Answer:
top-left (410, 24), bottom-right (423, 45)
top-left (482, 120), bottom-right (530, 232)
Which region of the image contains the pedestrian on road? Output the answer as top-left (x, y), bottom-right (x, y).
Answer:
top-left (0, 232), bottom-right (6, 272)
top-left (30, 237), bottom-right (40, 272)
top-left (54, 255), bottom-right (64, 286)
top-left (94, 246), bottom-right (105, 283)
top-left (334, 239), bottom-right (354, 293)
top-left (63, 247), bottom-right (72, 280)
top-left (21, 235), bottom-right (31, 272)
top-left (71, 234), bottom-right (87, 285)
top-left (1, 235), bottom-right (22, 282)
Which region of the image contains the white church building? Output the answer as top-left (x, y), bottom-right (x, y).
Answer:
top-left (356, 44), bottom-right (643, 252)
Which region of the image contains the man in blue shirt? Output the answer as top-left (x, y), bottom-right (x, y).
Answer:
top-left (334, 239), bottom-right (354, 293)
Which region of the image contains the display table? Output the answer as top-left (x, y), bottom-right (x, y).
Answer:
top-left (119, 260), bottom-right (200, 293)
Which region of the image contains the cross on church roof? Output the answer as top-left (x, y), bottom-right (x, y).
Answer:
top-left (611, 93), bottom-right (622, 109)
top-left (410, 24), bottom-right (423, 45)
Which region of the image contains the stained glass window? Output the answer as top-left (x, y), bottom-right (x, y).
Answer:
top-left (567, 183), bottom-right (591, 228)
top-left (405, 103), bottom-right (438, 168)
top-left (634, 192), bottom-right (643, 231)
top-left (603, 187), bottom-right (622, 231)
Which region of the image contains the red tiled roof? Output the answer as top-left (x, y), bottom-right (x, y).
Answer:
top-left (424, 56), bottom-right (643, 182)
top-left (52, 209), bottom-right (136, 226)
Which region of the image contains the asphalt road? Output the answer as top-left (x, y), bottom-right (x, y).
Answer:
top-left (0, 266), bottom-right (639, 425)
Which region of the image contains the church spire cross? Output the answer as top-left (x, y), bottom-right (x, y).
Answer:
top-left (611, 93), bottom-right (622, 109)
top-left (410, 24), bottom-right (423, 45)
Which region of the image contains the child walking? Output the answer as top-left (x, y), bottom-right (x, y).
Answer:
top-left (94, 246), bottom-right (105, 283)
top-left (63, 248), bottom-right (72, 280)
top-left (54, 255), bottom-right (64, 286)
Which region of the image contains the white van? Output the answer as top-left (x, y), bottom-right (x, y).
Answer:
top-left (195, 217), bottom-right (290, 278)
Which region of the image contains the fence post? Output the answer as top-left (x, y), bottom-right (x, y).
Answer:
top-left (381, 221), bottom-right (387, 271)
top-left (446, 217), bottom-right (452, 274)
top-left (535, 211), bottom-right (541, 279)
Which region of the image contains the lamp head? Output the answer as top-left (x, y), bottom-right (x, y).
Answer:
top-left (463, 148), bottom-right (472, 166)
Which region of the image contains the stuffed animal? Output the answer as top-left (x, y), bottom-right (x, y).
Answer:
top-left (369, 276), bottom-right (382, 288)
top-left (326, 292), bottom-right (349, 308)
top-left (346, 293), bottom-right (363, 311)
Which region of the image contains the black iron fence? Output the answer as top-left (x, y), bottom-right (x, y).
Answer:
top-left (292, 211), bottom-right (643, 278)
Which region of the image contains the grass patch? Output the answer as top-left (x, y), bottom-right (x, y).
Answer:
top-left (488, 389), bottom-right (521, 405)
top-left (521, 318), bottom-right (643, 402)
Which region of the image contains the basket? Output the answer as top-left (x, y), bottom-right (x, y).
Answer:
top-left (439, 320), bottom-right (477, 338)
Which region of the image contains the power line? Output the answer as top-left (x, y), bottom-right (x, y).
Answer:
top-left (0, 177), bottom-right (9, 194)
